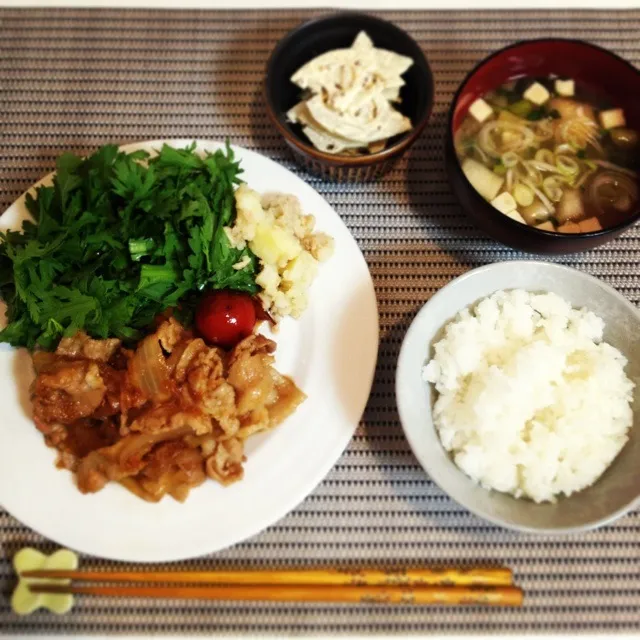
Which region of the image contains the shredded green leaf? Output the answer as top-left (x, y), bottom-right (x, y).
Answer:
top-left (0, 142), bottom-right (257, 350)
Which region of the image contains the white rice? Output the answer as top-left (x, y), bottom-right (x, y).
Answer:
top-left (422, 289), bottom-right (635, 503)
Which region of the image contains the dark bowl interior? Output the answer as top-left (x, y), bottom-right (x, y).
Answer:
top-left (265, 12), bottom-right (433, 165)
top-left (446, 39), bottom-right (640, 254)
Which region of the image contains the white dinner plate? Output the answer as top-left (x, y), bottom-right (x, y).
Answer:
top-left (0, 140), bottom-right (379, 562)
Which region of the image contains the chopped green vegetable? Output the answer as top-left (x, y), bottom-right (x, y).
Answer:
top-left (513, 183), bottom-right (534, 207)
top-left (493, 162), bottom-right (507, 176)
top-left (0, 143), bottom-right (258, 350)
top-left (549, 109), bottom-right (561, 119)
top-left (495, 86), bottom-right (519, 103)
top-left (576, 149), bottom-right (587, 159)
top-left (526, 107), bottom-right (548, 121)
top-left (508, 100), bottom-right (533, 118)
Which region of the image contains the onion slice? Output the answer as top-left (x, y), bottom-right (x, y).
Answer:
top-left (523, 178), bottom-right (556, 214)
top-left (542, 176), bottom-right (565, 203)
top-left (501, 151), bottom-right (521, 168)
top-left (129, 334), bottom-right (174, 402)
top-left (529, 160), bottom-right (562, 174)
top-left (556, 155), bottom-right (580, 177)
top-left (478, 121), bottom-right (535, 158)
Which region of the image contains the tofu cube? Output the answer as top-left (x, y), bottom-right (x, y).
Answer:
top-left (535, 221), bottom-right (556, 232)
top-left (469, 98), bottom-right (493, 123)
top-left (491, 192), bottom-right (518, 214)
top-left (555, 79), bottom-right (575, 97)
top-left (505, 209), bottom-right (526, 224)
top-left (557, 221), bottom-right (581, 234)
top-left (523, 82), bottom-right (550, 106)
top-left (599, 108), bottom-right (626, 130)
top-left (578, 217), bottom-right (603, 233)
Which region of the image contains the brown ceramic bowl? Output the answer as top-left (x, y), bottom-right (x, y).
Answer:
top-left (264, 12), bottom-right (434, 182)
top-left (445, 39), bottom-right (640, 254)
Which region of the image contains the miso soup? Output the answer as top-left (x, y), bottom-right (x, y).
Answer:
top-left (455, 76), bottom-right (639, 233)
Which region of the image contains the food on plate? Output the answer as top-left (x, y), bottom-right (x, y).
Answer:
top-left (0, 143), bottom-right (332, 350)
top-left (0, 143), bottom-right (255, 350)
top-left (0, 143), bottom-right (333, 501)
top-left (287, 31), bottom-right (413, 155)
top-left (32, 319), bottom-right (305, 502)
top-left (422, 289), bottom-right (634, 503)
top-left (227, 185), bottom-right (334, 320)
top-left (195, 290), bottom-right (257, 348)
top-left (455, 76), bottom-right (639, 233)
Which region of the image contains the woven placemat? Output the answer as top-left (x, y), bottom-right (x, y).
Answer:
top-left (1, 8), bottom-right (640, 635)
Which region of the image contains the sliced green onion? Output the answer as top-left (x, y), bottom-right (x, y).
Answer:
top-left (509, 99), bottom-right (533, 118)
top-left (555, 143), bottom-right (576, 155)
top-left (556, 155), bottom-right (580, 176)
top-left (542, 176), bottom-right (565, 202)
top-left (501, 151), bottom-right (520, 168)
top-left (535, 149), bottom-right (555, 165)
top-left (529, 160), bottom-right (561, 173)
top-left (523, 178), bottom-right (555, 214)
top-left (506, 168), bottom-right (514, 193)
top-left (519, 162), bottom-right (543, 187)
top-left (513, 183), bottom-right (534, 207)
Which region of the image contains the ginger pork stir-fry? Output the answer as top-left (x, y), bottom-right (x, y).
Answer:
top-left (31, 319), bottom-right (305, 502)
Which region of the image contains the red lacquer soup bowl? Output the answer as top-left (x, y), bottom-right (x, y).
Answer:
top-left (445, 39), bottom-right (640, 254)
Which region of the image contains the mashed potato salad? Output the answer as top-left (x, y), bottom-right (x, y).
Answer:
top-left (423, 289), bottom-right (634, 503)
top-left (228, 185), bottom-right (334, 321)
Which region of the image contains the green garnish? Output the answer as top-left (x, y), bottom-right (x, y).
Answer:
top-left (496, 86), bottom-right (520, 103)
top-left (508, 100), bottom-right (533, 118)
top-left (460, 137), bottom-right (475, 153)
top-left (526, 108), bottom-right (547, 121)
top-left (549, 109), bottom-right (561, 119)
top-left (576, 149), bottom-right (587, 159)
top-left (0, 143), bottom-right (258, 350)
top-left (493, 162), bottom-right (507, 176)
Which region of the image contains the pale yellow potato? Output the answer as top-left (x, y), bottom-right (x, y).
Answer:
top-left (227, 187), bottom-right (334, 321)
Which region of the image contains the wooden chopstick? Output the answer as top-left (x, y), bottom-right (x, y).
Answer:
top-left (29, 583), bottom-right (523, 606)
top-left (21, 566), bottom-right (512, 587)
